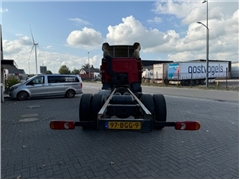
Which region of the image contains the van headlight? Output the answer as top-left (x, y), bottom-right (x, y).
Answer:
top-left (10, 86), bottom-right (18, 91)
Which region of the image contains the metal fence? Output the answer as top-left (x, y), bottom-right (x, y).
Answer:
top-left (142, 70), bottom-right (239, 90)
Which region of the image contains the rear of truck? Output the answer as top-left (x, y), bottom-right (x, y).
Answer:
top-left (50, 42), bottom-right (200, 132)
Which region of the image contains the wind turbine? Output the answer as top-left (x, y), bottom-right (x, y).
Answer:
top-left (27, 44), bottom-right (33, 74)
top-left (29, 25), bottom-right (38, 74)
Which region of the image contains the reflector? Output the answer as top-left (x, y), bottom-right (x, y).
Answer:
top-left (175, 121), bottom-right (200, 130)
top-left (50, 121), bottom-right (75, 130)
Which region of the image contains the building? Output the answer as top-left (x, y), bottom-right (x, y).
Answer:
top-left (40, 66), bottom-right (47, 74)
top-left (4, 67), bottom-right (28, 82)
top-left (1, 25), bottom-right (27, 96)
top-left (79, 65), bottom-right (100, 80)
top-left (141, 60), bottom-right (173, 67)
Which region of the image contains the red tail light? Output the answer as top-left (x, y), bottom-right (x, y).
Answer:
top-left (175, 121), bottom-right (200, 130)
top-left (80, 83), bottom-right (82, 88)
top-left (50, 121), bottom-right (75, 130)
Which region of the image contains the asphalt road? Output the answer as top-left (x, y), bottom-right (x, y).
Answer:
top-left (84, 82), bottom-right (239, 102)
top-left (1, 83), bottom-right (239, 179)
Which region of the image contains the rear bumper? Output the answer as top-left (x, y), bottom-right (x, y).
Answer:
top-left (75, 89), bottom-right (83, 94)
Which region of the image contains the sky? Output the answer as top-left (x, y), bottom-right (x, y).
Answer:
top-left (0, 0), bottom-right (239, 74)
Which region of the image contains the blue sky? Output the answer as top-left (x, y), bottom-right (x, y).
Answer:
top-left (1, 0), bottom-right (239, 74)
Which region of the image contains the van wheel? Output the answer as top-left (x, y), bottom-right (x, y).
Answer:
top-left (66, 90), bottom-right (75, 98)
top-left (17, 91), bottom-right (28, 101)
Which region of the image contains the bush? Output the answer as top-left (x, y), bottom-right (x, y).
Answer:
top-left (5, 76), bottom-right (20, 92)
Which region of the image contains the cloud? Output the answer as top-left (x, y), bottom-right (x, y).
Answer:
top-left (68, 18), bottom-right (91, 25)
top-left (105, 11), bottom-right (238, 61)
top-left (167, 51), bottom-right (198, 61)
top-left (167, 10), bottom-right (239, 61)
top-left (151, 1), bottom-right (238, 61)
top-left (106, 15), bottom-right (185, 52)
top-left (3, 36), bottom-right (32, 54)
top-left (44, 45), bottom-right (53, 49)
top-left (153, 0), bottom-right (197, 20)
top-left (153, 0), bottom-right (238, 25)
top-left (0, 8), bottom-right (8, 13)
top-left (3, 40), bottom-right (93, 74)
top-left (3, 33), bottom-right (103, 74)
top-left (36, 52), bottom-right (101, 74)
top-left (15, 33), bottom-right (23, 37)
top-left (147, 17), bottom-right (162, 24)
top-left (66, 27), bottom-right (104, 49)
top-left (3, 2), bottom-right (238, 74)
top-left (106, 15), bottom-right (166, 48)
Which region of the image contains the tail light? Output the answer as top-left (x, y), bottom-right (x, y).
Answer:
top-left (80, 83), bottom-right (82, 88)
top-left (175, 121), bottom-right (200, 130)
top-left (50, 121), bottom-right (75, 130)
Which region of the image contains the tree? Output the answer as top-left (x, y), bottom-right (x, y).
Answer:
top-left (82, 63), bottom-right (90, 69)
top-left (45, 70), bottom-right (52, 74)
top-left (5, 76), bottom-right (20, 92)
top-left (28, 74), bottom-right (35, 78)
top-left (58, 65), bottom-right (70, 74)
top-left (72, 69), bottom-right (80, 75)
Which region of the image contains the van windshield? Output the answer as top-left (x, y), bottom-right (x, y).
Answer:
top-left (24, 75), bottom-right (38, 84)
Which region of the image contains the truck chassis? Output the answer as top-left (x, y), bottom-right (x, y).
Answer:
top-left (50, 42), bottom-right (200, 132)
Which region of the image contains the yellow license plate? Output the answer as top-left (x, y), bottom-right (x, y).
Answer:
top-left (108, 121), bottom-right (141, 130)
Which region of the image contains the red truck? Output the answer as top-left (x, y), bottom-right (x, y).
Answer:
top-left (50, 43), bottom-right (200, 132)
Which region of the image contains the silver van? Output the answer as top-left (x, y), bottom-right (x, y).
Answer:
top-left (9, 74), bottom-right (83, 100)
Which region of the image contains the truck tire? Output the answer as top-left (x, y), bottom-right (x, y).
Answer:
top-left (141, 94), bottom-right (154, 115)
top-left (153, 94), bottom-right (167, 129)
top-left (79, 94), bottom-right (93, 129)
top-left (141, 94), bottom-right (155, 129)
top-left (91, 94), bottom-right (106, 129)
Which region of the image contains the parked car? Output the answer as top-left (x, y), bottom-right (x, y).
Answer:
top-left (9, 74), bottom-right (83, 100)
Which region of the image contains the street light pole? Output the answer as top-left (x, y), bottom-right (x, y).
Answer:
top-left (197, 0), bottom-right (209, 87)
top-left (204, 0), bottom-right (209, 88)
top-left (88, 52), bottom-right (90, 80)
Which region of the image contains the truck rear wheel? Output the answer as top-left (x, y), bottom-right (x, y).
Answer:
top-left (79, 94), bottom-right (93, 129)
top-left (141, 94), bottom-right (155, 129)
top-left (141, 94), bottom-right (154, 114)
top-left (153, 94), bottom-right (167, 129)
top-left (91, 94), bottom-right (106, 129)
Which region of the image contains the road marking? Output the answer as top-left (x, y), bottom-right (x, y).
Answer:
top-left (20, 114), bottom-right (39, 118)
top-left (83, 85), bottom-right (100, 89)
top-left (19, 118), bottom-right (39, 122)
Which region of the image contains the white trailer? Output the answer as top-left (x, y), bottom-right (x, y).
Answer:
top-left (142, 69), bottom-right (153, 79)
top-left (231, 62), bottom-right (239, 79)
top-left (167, 61), bottom-right (229, 85)
top-left (152, 63), bottom-right (168, 83)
